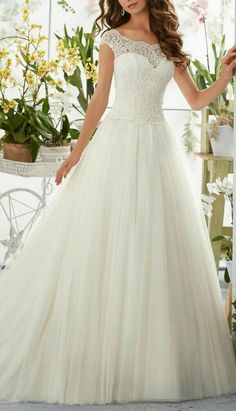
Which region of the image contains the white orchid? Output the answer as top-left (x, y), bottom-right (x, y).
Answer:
top-left (207, 177), bottom-right (233, 197)
top-left (203, 177), bottom-right (233, 223)
top-left (50, 84), bottom-right (78, 118)
top-left (201, 194), bottom-right (216, 218)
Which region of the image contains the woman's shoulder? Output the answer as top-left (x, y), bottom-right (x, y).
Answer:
top-left (100, 28), bottom-right (117, 49)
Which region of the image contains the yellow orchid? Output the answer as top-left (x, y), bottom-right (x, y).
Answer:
top-left (25, 71), bottom-right (36, 86)
top-left (28, 52), bottom-right (38, 64)
top-left (2, 100), bottom-right (17, 114)
top-left (39, 35), bottom-right (48, 42)
top-left (0, 49), bottom-right (9, 59)
top-left (84, 60), bottom-right (98, 83)
top-left (48, 79), bottom-right (63, 88)
top-left (30, 23), bottom-right (42, 30)
top-left (37, 61), bottom-right (51, 78)
top-left (22, 7), bottom-right (30, 22)
top-left (49, 60), bottom-right (59, 72)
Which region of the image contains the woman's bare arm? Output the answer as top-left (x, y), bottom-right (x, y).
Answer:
top-left (173, 44), bottom-right (236, 110)
top-left (55, 40), bottom-right (114, 185)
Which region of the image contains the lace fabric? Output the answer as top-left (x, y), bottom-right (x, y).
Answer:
top-left (99, 28), bottom-right (175, 123)
top-left (100, 28), bottom-right (165, 69)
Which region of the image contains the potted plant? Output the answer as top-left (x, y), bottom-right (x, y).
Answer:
top-left (0, 1), bottom-right (52, 161)
top-left (212, 234), bottom-right (232, 282)
top-left (206, 112), bottom-right (233, 156)
top-left (211, 234), bottom-right (236, 353)
top-left (189, 35), bottom-right (234, 156)
top-left (31, 84), bottom-right (79, 162)
top-left (204, 176), bottom-right (233, 277)
top-left (0, 102), bottom-right (40, 162)
top-left (0, 0), bottom-right (80, 162)
top-left (181, 0), bottom-right (234, 155)
top-left (202, 176), bottom-right (235, 345)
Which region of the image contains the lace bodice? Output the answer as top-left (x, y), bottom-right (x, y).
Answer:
top-left (100, 28), bottom-right (175, 123)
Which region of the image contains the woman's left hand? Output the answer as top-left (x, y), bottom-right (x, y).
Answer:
top-left (220, 43), bottom-right (236, 81)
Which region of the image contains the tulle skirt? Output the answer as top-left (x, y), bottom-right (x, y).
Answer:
top-left (0, 116), bottom-right (236, 405)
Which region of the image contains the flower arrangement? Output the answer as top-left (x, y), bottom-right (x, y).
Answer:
top-left (187, 0), bottom-right (234, 116)
top-left (189, 35), bottom-right (234, 117)
top-left (206, 112), bottom-right (234, 140)
top-left (55, 23), bottom-right (99, 118)
top-left (201, 175), bottom-right (235, 334)
top-left (201, 176), bottom-right (233, 222)
top-left (0, 0), bottom-right (83, 161)
top-left (180, 0), bottom-right (234, 152)
top-left (202, 176), bottom-right (233, 275)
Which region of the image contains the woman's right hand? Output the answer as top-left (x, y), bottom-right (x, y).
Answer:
top-left (55, 152), bottom-right (81, 185)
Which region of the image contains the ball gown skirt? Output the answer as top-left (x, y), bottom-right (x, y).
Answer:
top-left (0, 27), bottom-right (236, 405)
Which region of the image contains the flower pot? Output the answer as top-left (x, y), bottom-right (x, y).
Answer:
top-left (3, 142), bottom-right (32, 162)
top-left (37, 144), bottom-right (71, 162)
top-left (70, 139), bottom-right (78, 152)
top-left (210, 125), bottom-right (234, 156)
top-left (225, 260), bottom-right (233, 281)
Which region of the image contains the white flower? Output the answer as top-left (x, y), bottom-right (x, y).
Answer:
top-left (201, 194), bottom-right (216, 204)
top-left (206, 182), bottom-right (220, 195)
top-left (201, 201), bottom-right (213, 218)
top-left (201, 193), bottom-right (216, 218)
top-left (49, 84), bottom-right (78, 118)
top-left (64, 84), bottom-right (78, 97)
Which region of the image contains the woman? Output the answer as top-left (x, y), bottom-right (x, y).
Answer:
top-left (0, 0), bottom-right (236, 406)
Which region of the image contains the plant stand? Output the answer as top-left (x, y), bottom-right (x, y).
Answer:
top-left (195, 108), bottom-right (233, 271)
top-left (0, 153), bottom-right (62, 270)
top-left (194, 108), bottom-right (234, 332)
top-left (195, 152), bottom-right (233, 270)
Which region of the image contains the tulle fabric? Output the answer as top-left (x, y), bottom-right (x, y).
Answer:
top-left (0, 117), bottom-right (236, 405)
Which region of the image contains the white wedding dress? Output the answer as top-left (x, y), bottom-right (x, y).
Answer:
top-left (0, 28), bottom-right (236, 406)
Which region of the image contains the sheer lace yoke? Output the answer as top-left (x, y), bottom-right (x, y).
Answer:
top-left (100, 28), bottom-right (165, 69)
top-left (99, 27), bottom-right (175, 123)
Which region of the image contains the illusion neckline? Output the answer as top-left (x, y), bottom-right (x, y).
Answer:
top-left (112, 28), bottom-right (160, 48)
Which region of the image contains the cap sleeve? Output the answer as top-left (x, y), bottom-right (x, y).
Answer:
top-left (100, 29), bottom-right (116, 53)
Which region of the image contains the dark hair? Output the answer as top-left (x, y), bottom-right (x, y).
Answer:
top-left (94, 0), bottom-right (191, 70)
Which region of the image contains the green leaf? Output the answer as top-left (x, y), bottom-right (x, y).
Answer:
top-left (192, 59), bottom-right (213, 85)
top-left (67, 66), bottom-right (82, 89)
top-left (12, 128), bottom-right (27, 143)
top-left (11, 112), bottom-right (25, 131)
top-left (42, 97), bottom-right (50, 114)
top-left (61, 115), bottom-right (70, 138)
top-left (35, 98), bottom-right (45, 106)
top-left (77, 93), bottom-right (88, 112)
top-left (212, 235), bottom-right (227, 242)
top-left (219, 35), bottom-right (226, 58)
top-left (0, 120), bottom-right (10, 132)
top-left (69, 128), bottom-right (79, 139)
top-left (19, 49), bottom-right (28, 65)
top-left (36, 111), bottom-right (56, 135)
top-left (30, 137), bottom-right (40, 162)
top-left (224, 267), bottom-right (231, 283)
top-left (212, 42), bottom-right (217, 61)
top-left (197, 74), bottom-right (207, 90)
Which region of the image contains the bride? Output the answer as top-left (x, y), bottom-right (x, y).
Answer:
top-left (0, 0), bottom-right (236, 405)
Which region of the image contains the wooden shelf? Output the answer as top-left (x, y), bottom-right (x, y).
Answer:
top-left (195, 152), bottom-right (233, 162)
